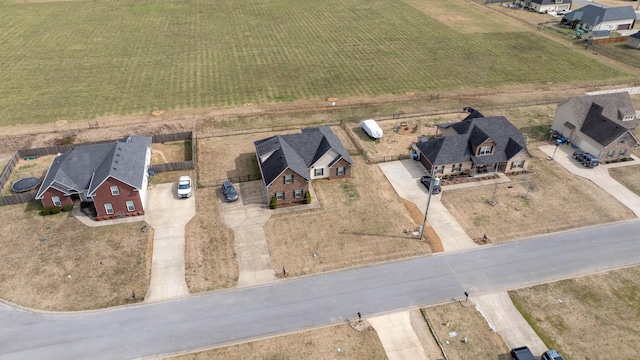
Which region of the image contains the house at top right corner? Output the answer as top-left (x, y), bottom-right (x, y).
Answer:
top-left (551, 92), bottom-right (639, 163)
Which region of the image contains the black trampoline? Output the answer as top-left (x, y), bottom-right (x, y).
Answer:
top-left (11, 177), bottom-right (41, 193)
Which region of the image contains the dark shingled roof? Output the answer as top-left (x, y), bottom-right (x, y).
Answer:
top-left (255, 127), bottom-right (353, 187)
top-left (36, 135), bottom-right (152, 199)
top-left (417, 116), bottom-right (528, 166)
top-left (580, 103), bottom-right (629, 146)
top-left (631, 32), bottom-right (640, 40)
top-left (561, 93), bottom-right (637, 131)
top-left (563, 5), bottom-right (636, 25)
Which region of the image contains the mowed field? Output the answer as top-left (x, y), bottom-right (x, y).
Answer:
top-left (0, 0), bottom-right (631, 126)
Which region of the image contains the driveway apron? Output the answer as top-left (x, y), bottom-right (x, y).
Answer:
top-left (368, 312), bottom-right (429, 360)
top-left (220, 181), bottom-right (277, 287)
top-left (144, 183), bottom-right (194, 301)
top-left (540, 144), bottom-right (640, 217)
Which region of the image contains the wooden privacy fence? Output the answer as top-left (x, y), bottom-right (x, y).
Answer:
top-left (199, 174), bottom-right (262, 188)
top-left (0, 132), bottom-right (194, 207)
top-left (592, 36), bottom-right (628, 45)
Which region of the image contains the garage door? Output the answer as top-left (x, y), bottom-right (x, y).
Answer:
top-left (618, 24), bottom-right (631, 30)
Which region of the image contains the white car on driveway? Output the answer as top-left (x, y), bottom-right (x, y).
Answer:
top-left (177, 175), bottom-right (192, 198)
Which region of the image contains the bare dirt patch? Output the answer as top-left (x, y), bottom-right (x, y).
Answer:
top-left (0, 203), bottom-right (151, 311)
top-left (265, 156), bottom-right (431, 276)
top-left (422, 301), bottom-right (510, 360)
top-left (184, 187), bottom-right (237, 292)
top-left (441, 143), bottom-right (635, 242)
top-left (510, 266), bottom-right (640, 359)
top-left (167, 322), bottom-right (387, 360)
top-left (151, 141), bottom-right (191, 164)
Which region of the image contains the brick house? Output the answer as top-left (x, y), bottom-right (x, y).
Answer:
top-left (254, 126), bottom-right (353, 207)
top-left (551, 93), bottom-right (639, 162)
top-left (413, 109), bottom-right (530, 177)
top-left (36, 135), bottom-right (152, 219)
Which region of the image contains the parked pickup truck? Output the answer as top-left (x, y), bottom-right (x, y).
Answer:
top-left (510, 346), bottom-right (536, 360)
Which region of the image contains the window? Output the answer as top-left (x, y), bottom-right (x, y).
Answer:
top-left (275, 192), bottom-right (285, 200)
top-left (336, 167), bottom-right (345, 176)
top-left (435, 166), bottom-right (443, 174)
top-left (51, 196), bottom-right (61, 207)
top-left (284, 174), bottom-right (294, 184)
top-left (314, 168), bottom-right (324, 177)
top-left (294, 189), bottom-right (303, 198)
top-left (110, 185), bottom-right (119, 196)
top-left (126, 201), bottom-right (135, 212)
top-left (479, 146), bottom-right (492, 155)
top-left (619, 138), bottom-right (626, 144)
top-left (104, 203), bottom-right (114, 215)
top-left (452, 163), bottom-right (461, 172)
top-left (620, 148), bottom-right (627, 156)
top-left (607, 150), bottom-right (615, 158)
top-left (511, 160), bottom-right (523, 169)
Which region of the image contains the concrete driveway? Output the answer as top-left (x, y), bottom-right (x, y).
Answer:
top-left (378, 160), bottom-right (478, 252)
top-left (379, 160), bottom-right (547, 357)
top-left (219, 181), bottom-right (277, 287)
top-left (144, 183), bottom-right (194, 301)
top-left (539, 144), bottom-right (640, 217)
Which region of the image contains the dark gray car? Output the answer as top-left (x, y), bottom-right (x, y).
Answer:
top-left (222, 181), bottom-right (238, 202)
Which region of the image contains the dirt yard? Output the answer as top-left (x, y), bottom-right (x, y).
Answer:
top-left (167, 322), bottom-right (388, 360)
top-left (265, 156), bottom-right (431, 277)
top-left (609, 164), bottom-right (640, 196)
top-left (184, 187), bottom-right (238, 292)
top-left (441, 143), bottom-right (635, 242)
top-left (0, 202), bottom-right (151, 311)
top-left (510, 265), bottom-right (640, 358)
top-left (0, 155), bottom-right (56, 196)
top-left (152, 141), bottom-right (191, 164)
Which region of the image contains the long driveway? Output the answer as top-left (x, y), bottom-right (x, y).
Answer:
top-left (144, 183), bottom-right (195, 301)
top-left (2, 220), bottom-right (640, 359)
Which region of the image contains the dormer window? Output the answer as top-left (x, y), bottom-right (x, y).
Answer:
top-left (479, 146), bottom-right (492, 155)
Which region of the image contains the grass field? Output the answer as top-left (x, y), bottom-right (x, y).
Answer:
top-left (0, 0), bottom-right (631, 126)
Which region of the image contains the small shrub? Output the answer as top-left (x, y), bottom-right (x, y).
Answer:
top-left (50, 206), bottom-right (62, 214)
top-left (62, 205), bottom-right (73, 212)
top-left (270, 196), bottom-right (278, 209)
top-left (41, 207), bottom-right (52, 216)
top-left (304, 191), bottom-right (311, 204)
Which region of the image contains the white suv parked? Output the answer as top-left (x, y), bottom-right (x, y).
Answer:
top-left (177, 175), bottom-right (192, 198)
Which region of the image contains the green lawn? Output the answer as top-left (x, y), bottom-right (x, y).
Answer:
top-left (0, 0), bottom-right (631, 125)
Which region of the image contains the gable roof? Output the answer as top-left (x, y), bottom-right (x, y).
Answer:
top-left (561, 92), bottom-right (637, 131)
top-left (255, 126), bottom-right (353, 187)
top-left (563, 5), bottom-right (636, 25)
top-left (580, 103), bottom-right (633, 146)
top-left (417, 115), bottom-right (528, 166)
top-left (36, 135), bottom-right (152, 199)
top-left (630, 32), bottom-right (640, 40)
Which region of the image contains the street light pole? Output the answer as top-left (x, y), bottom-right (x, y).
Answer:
top-left (419, 177), bottom-right (435, 240)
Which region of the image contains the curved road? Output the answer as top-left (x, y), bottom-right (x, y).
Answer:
top-left (2, 220), bottom-right (640, 360)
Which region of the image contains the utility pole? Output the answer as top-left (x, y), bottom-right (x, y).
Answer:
top-left (419, 177), bottom-right (436, 240)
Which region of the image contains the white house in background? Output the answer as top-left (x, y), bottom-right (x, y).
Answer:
top-left (561, 5), bottom-right (637, 32)
top-left (515, 0), bottom-right (572, 14)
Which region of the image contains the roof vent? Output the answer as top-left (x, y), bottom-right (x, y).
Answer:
top-left (126, 136), bottom-right (132, 142)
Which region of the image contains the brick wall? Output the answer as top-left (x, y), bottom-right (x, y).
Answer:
top-left (92, 177), bottom-right (143, 218)
top-left (266, 169), bottom-right (309, 206)
top-left (41, 188), bottom-right (74, 208)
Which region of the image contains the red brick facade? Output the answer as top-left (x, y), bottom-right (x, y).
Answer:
top-left (41, 188), bottom-right (74, 208)
top-left (328, 158), bottom-right (352, 179)
top-left (92, 177), bottom-right (143, 218)
top-left (266, 169), bottom-right (309, 207)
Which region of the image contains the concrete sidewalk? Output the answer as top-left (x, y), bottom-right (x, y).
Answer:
top-left (144, 183), bottom-right (194, 302)
top-left (539, 144), bottom-right (640, 217)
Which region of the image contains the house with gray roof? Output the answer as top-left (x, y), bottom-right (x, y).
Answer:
top-left (552, 93), bottom-right (639, 162)
top-left (254, 126), bottom-right (353, 206)
top-left (413, 110), bottom-right (530, 177)
top-left (36, 135), bottom-right (152, 219)
top-left (561, 5), bottom-right (636, 33)
top-left (515, 0), bottom-right (572, 14)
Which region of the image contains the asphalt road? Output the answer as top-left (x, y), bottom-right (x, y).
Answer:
top-left (2, 220), bottom-right (640, 360)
